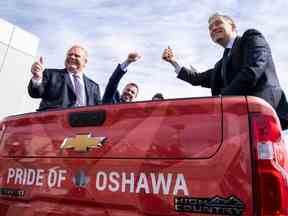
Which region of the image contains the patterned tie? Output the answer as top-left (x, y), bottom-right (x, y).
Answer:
top-left (221, 48), bottom-right (230, 86)
top-left (73, 74), bottom-right (85, 107)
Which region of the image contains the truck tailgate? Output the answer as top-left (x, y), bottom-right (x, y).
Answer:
top-left (0, 97), bottom-right (252, 215)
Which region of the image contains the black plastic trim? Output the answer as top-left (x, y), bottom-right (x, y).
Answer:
top-left (68, 110), bottom-right (106, 127)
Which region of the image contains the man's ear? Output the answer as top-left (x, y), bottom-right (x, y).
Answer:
top-left (231, 23), bottom-right (236, 32)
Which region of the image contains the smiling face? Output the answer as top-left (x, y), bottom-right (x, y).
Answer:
top-left (208, 15), bottom-right (236, 47)
top-left (65, 46), bottom-right (88, 73)
top-left (121, 83), bottom-right (138, 102)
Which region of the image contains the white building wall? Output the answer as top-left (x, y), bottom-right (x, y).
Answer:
top-left (0, 18), bottom-right (39, 120)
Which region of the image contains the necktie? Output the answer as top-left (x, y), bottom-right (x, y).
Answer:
top-left (221, 48), bottom-right (230, 86)
top-left (73, 74), bottom-right (85, 107)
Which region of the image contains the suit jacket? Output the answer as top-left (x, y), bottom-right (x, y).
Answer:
top-left (177, 29), bottom-right (288, 129)
top-left (102, 64), bottom-right (126, 104)
top-left (28, 68), bottom-right (101, 111)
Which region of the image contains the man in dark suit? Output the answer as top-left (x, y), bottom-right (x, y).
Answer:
top-left (162, 13), bottom-right (288, 130)
top-left (152, 93), bottom-right (164, 100)
top-left (102, 52), bottom-right (140, 104)
top-left (28, 45), bottom-right (101, 111)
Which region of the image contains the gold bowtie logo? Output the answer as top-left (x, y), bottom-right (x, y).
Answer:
top-left (60, 134), bottom-right (106, 152)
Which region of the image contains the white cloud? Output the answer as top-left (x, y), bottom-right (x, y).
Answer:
top-left (0, 0), bottom-right (288, 101)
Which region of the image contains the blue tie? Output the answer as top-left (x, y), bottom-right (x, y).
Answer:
top-left (221, 48), bottom-right (230, 86)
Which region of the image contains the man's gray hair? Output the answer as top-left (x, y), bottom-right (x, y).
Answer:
top-left (67, 44), bottom-right (88, 58)
top-left (208, 13), bottom-right (236, 27)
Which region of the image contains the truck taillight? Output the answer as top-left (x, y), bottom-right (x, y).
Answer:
top-left (251, 113), bottom-right (288, 215)
top-left (0, 121), bottom-right (4, 141)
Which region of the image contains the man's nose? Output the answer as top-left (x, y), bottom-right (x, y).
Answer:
top-left (210, 25), bottom-right (216, 32)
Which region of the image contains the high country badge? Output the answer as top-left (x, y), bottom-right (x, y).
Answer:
top-left (174, 195), bottom-right (245, 216)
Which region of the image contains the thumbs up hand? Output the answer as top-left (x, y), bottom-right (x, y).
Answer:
top-left (31, 56), bottom-right (45, 80)
top-left (162, 46), bottom-right (177, 63)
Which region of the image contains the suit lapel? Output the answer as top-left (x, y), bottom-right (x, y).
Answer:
top-left (211, 36), bottom-right (245, 94)
top-left (63, 69), bottom-right (75, 93)
top-left (221, 36), bottom-right (242, 84)
top-left (83, 75), bottom-right (91, 105)
top-left (230, 36), bottom-right (242, 65)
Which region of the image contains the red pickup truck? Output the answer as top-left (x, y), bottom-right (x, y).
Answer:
top-left (0, 96), bottom-right (287, 215)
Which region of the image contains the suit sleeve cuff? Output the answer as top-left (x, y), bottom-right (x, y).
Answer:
top-left (120, 60), bottom-right (130, 71)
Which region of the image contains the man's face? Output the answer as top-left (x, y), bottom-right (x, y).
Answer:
top-left (209, 16), bottom-right (235, 47)
top-left (121, 84), bottom-right (138, 102)
top-left (65, 47), bottom-right (87, 73)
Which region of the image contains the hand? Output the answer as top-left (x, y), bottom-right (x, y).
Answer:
top-left (127, 52), bottom-right (142, 63)
top-left (162, 46), bottom-right (177, 64)
top-left (31, 56), bottom-right (44, 80)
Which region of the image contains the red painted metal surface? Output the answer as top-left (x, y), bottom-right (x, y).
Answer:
top-left (0, 97), bottom-right (257, 215)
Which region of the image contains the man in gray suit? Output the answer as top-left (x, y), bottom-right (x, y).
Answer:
top-left (28, 45), bottom-right (101, 111)
top-left (162, 13), bottom-right (288, 129)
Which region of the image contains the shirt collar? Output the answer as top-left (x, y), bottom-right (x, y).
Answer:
top-left (67, 70), bottom-right (84, 79)
top-left (226, 34), bottom-right (237, 49)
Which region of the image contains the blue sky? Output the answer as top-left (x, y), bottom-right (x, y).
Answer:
top-left (1, 0), bottom-right (288, 101)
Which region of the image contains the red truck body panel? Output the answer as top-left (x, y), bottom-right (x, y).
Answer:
top-left (0, 96), bottom-right (286, 215)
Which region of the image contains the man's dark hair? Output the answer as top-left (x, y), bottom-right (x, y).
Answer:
top-left (152, 93), bottom-right (164, 100)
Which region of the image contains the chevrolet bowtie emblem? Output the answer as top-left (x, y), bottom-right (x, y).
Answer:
top-left (60, 134), bottom-right (106, 152)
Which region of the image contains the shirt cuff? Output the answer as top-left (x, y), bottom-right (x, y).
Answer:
top-left (31, 78), bottom-right (42, 86)
top-left (120, 60), bottom-right (130, 71)
top-left (172, 62), bottom-right (182, 75)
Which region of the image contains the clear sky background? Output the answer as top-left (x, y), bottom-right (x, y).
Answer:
top-left (0, 0), bottom-right (288, 101)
